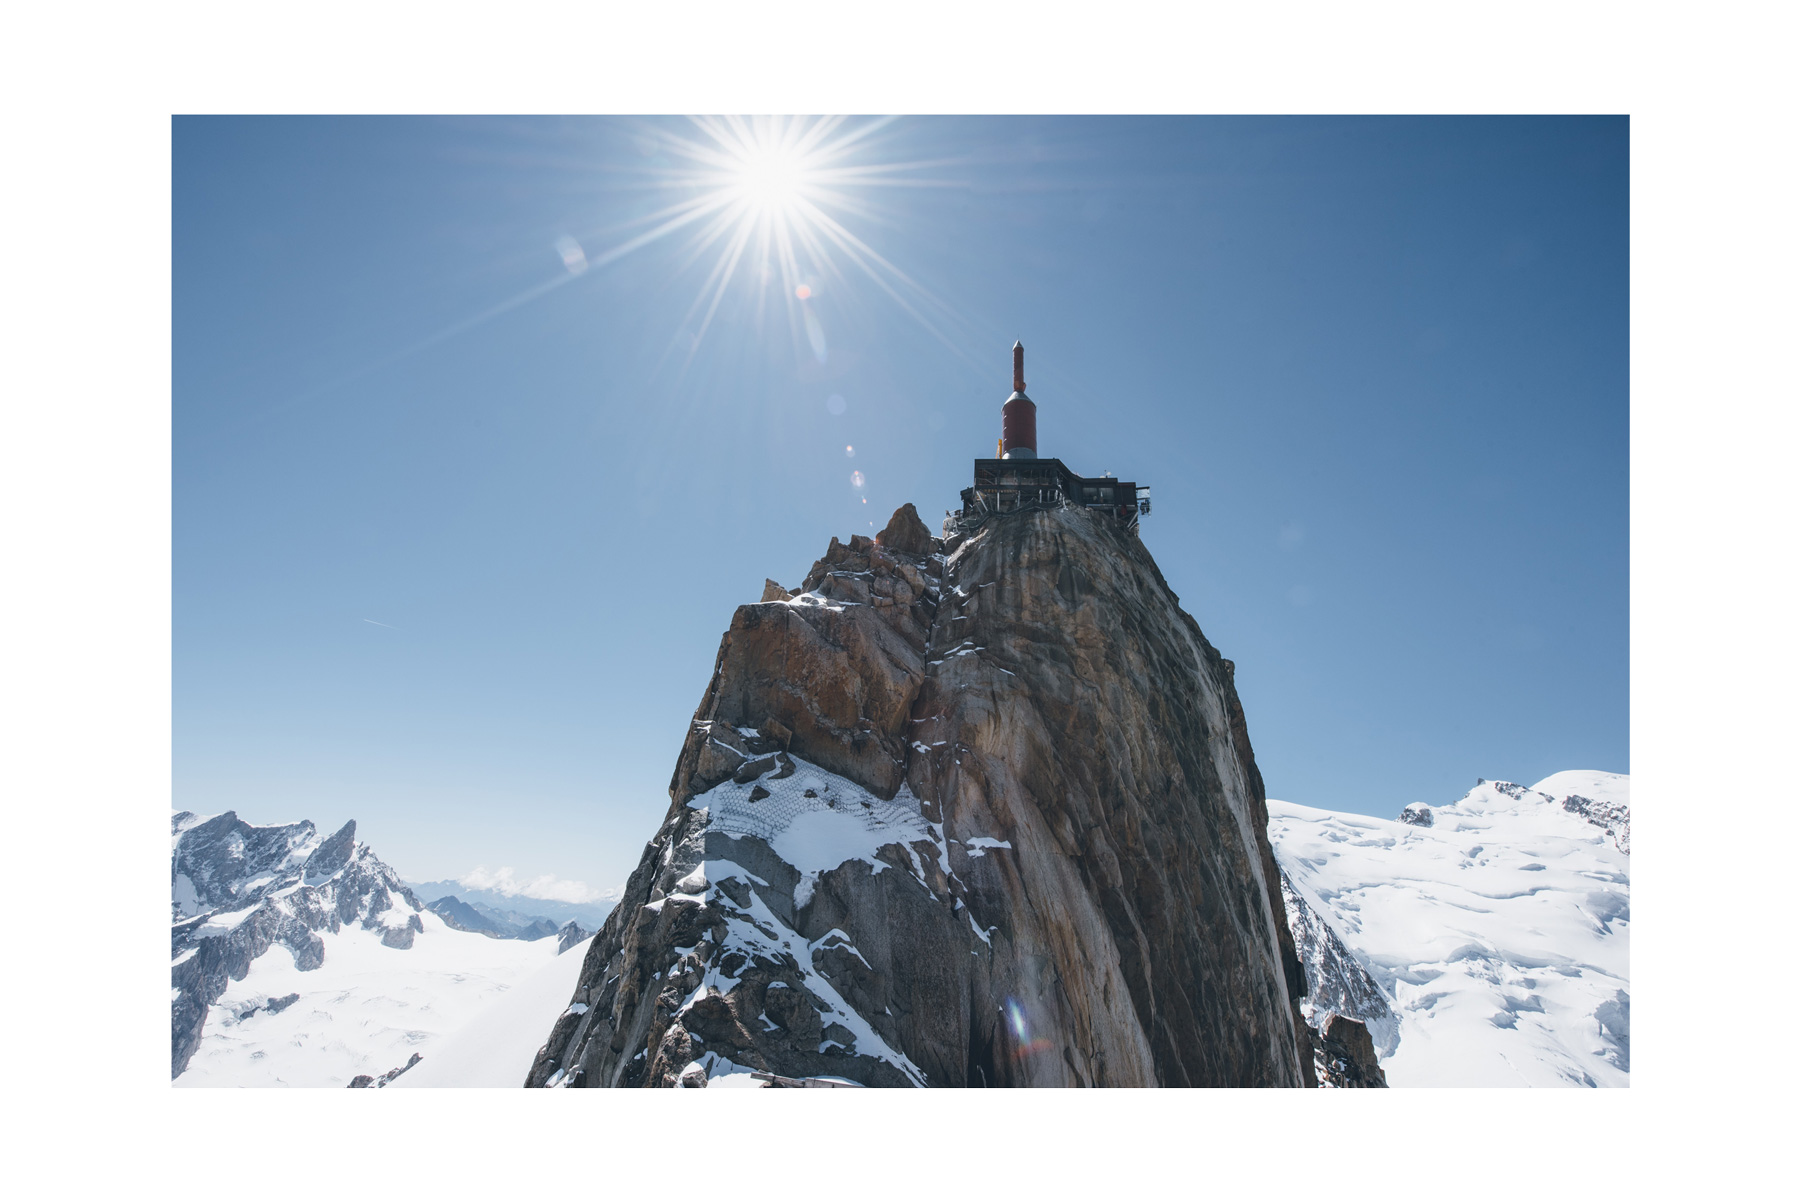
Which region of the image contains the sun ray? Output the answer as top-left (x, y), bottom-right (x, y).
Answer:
top-left (681, 217), bottom-right (760, 376)
top-left (634, 117), bottom-right (995, 374)
top-left (236, 116), bottom-right (1001, 435)
top-left (788, 194), bottom-right (984, 374)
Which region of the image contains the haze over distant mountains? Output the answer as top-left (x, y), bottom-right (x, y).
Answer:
top-left (406, 879), bottom-right (618, 932)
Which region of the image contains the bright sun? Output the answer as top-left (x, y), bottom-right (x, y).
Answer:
top-left (732, 143), bottom-right (809, 215)
top-left (581, 116), bottom-right (962, 367)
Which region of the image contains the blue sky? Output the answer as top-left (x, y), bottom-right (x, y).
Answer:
top-left (174, 116), bottom-right (1627, 896)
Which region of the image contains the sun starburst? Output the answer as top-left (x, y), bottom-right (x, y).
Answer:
top-left (304, 118), bottom-right (974, 404)
top-left (584, 116), bottom-right (970, 373)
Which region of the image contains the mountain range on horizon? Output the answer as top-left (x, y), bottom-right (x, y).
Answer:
top-left (405, 879), bottom-right (618, 933)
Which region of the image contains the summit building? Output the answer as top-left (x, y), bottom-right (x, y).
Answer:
top-left (945, 342), bottom-right (1151, 538)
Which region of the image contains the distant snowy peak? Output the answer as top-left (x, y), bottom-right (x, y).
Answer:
top-left (1403, 772), bottom-right (1630, 854)
top-left (170, 810), bottom-right (425, 1078)
top-left (171, 810), bottom-right (342, 918)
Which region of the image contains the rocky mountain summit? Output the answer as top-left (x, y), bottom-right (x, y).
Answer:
top-left (170, 811), bottom-right (426, 1078)
top-left (528, 501), bottom-right (1319, 1088)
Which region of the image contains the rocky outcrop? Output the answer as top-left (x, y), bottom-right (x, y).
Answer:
top-left (1484, 777), bottom-right (1630, 854)
top-left (1310, 1015), bottom-right (1388, 1088)
top-left (555, 921), bottom-right (593, 954)
top-left (670, 524), bottom-right (937, 804)
top-left (170, 812), bottom-right (426, 1078)
top-left (1561, 793), bottom-right (1630, 854)
top-left (346, 1052), bottom-right (423, 1089)
top-left (1398, 803), bottom-right (1434, 827)
top-left (528, 502), bottom-right (1308, 1087)
top-left (873, 501), bottom-right (934, 556)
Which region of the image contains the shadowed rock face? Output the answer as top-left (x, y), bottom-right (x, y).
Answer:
top-left (529, 504), bottom-right (1307, 1087)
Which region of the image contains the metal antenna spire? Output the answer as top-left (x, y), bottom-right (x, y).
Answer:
top-left (1012, 341), bottom-right (1025, 393)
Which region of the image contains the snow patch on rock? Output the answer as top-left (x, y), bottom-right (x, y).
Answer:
top-left (688, 757), bottom-right (937, 909)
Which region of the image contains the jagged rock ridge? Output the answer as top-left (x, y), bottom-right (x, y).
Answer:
top-left (170, 811), bottom-right (425, 1078)
top-left (528, 501), bottom-right (1309, 1087)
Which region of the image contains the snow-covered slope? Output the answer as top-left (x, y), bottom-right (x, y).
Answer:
top-left (388, 936), bottom-right (595, 1088)
top-left (1268, 771), bottom-right (1630, 1087)
top-left (176, 910), bottom-right (572, 1087)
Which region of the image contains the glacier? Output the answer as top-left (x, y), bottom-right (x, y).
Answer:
top-left (1269, 771), bottom-right (1630, 1087)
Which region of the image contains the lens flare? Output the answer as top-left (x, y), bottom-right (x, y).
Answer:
top-left (851, 470), bottom-right (865, 488)
top-left (845, 445), bottom-right (855, 457)
top-left (553, 235), bottom-right (588, 275)
top-left (1005, 998), bottom-right (1027, 1041)
top-left (1002, 997), bottom-right (1053, 1060)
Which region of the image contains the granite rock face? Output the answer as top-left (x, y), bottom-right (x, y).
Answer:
top-left (170, 812), bottom-right (425, 1078)
top-left (529, 504), bottom-right (1308, 1087)
top-left (673, 523), bottom-right (939, 804)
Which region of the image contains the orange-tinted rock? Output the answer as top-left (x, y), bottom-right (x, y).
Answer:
top-left (875, 502), bottom-right (934, 557)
